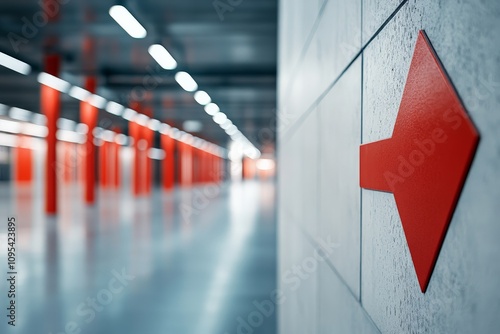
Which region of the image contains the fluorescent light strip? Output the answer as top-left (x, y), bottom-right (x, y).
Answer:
top-left (105, 101), bottom-right (125, 116)
top-left (57, 129), bottom-right (85, 144)
top-left (0, 52), bottom-right (31, 75)
top-left (122, 108), bottom-right (137, 121)
top-left (160, 123), bottom-right (171, 135)
top-left (175, 71), bottom-right (198, 92)
top-left (194, 91), bottom-right (211, 105)
top-left (9, 107), bottom-right (31, 122)
top-left (37, 72), bottom-right (71, 93)
top-left (204, 103), bottom-right (219, 116)
top-left (148, 44), bottom-right (177, 70)
top-left (226, 128), bottom-right (238, 136)
top-left (135, 114), bottom-right (149, 126)
top-left (57, 118), bottom-right (76, 131)
top-left (148, 119), bottom-right (161, 131)
top-left (32, 113), bottom-right (47, 125)
top-left (212, 112), bottom-right (227, 125)
top-left (101, 130), bottom-right (115, 142)
top-left (109, 5), bottom-right (147, 39)
top-left (148, 148), bottom-right (166, 160)
top-left (88, 94), bottom-right (107, 109)
top-left (220, 120), bottom-right (232, 130)
top-left (23, 123), bottom-right (47, 138)
top-left (115, 134), bottom-right (128, 145)
top-left (0, 119), bottom-right (22, 134)
top-left (69, 86), bottom-right (91, 101)
top-left (76, 123), bottom-right (88, 134)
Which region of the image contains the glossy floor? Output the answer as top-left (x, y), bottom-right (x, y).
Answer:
top-left (0, 180), bottom-right (277, 334)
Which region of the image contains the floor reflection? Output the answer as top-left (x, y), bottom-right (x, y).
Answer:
top-left (0, 180), bottom-right (276, 334)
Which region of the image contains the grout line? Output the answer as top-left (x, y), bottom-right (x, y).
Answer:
top-left (299, 225), bottom-right (359, 301)
top-left (279, 0), bottom-right (410, 144)
top-left (316, 104), bottom-right (322, 331)
top-left (298, 224), bottom-right (383, 334)
top-left (280, 0), bottom-right (331, 103)
top-left (359, 0), bottom-right (364, 306)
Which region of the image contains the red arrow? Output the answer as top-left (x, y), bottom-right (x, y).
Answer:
top-left (360, 31), bottom-right (479, 292)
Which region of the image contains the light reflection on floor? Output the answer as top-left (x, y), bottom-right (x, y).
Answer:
top-left (0, 180), bottom-right (276, 334)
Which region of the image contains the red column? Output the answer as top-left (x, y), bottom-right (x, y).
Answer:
top-left (129, 102), bottom-right (144, 196)
top-left (243, 158), bottom-right (257, 180)
top-left (80, 77), bottom-right (98, 204)
top-left (214, 155), bottom-right (218, 182)
top-left (129, 120), bottom-right (142, 196)
top-left (112, 129), bottom-right (121, 189)
top-left (176, 141), bottom-right (182, 185)
top-left (146, 129), bottom-right (153, 194)
top-left (99, 140), bottom-right (108, 188)
top-left (206, 152), bottom-right (211, 183)
top-left (200, 149), bottom-right (205, 183)
top-left (63, 142), bottom-right (73, 183)
top-left (161, 134), bottom-right (175, 191)
top-left (216, 156), bottom-right (223, 183)
top-left (192, 148), bottom-right (198, 184)
top-left (41, 55), bottom-right (60, 214)
top-left (14, 136), bottom-right (33, 183)
top-left (143, 107), bottom-right (154, 195)
top-left (179, 142), bottom-right (192, 187)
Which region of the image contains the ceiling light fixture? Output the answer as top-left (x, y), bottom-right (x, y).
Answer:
top-left (212, 112), bottom-right (227, 124)
top-left (0, 52), bottom-right (31, 75)
top-left (204, 103), bottom-right (220, 116)
top-left (105, 101), bottom-right (125, 116)
top-left (87, 94), bottom-right (107, 109)
top-left (109, 5), bottom-right (147, 38)
top-left (194, 91), bottom-right (211, 105)
top-left (148, 44), bottom-right (177, 70)
top-left (175, 71), bottom-right (198, 92)
top-left (37, 72), bottom-right (71, 93)
top-left (68, 86), bottom-right (91, 101)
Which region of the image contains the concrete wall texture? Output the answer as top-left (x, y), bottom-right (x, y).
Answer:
top-left (277, 0), bottom-right (500, 333)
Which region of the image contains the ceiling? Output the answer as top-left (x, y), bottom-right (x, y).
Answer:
top-left (0, 0), bottom-right (277, 150)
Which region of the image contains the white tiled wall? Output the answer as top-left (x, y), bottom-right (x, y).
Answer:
top-left (278, 0), bottom-right (500, 332)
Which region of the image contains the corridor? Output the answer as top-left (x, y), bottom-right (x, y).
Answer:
top-left (1, 181), bottom-right (276, 334)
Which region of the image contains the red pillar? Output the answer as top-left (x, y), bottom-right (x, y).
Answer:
top-left (199, 150), bottom-right (204, 183)
top-left (145, 132), bottom-right (152, 194)
top-left (212, 154), bottom-right (217, 182)
top-left (41, 55), bottom-right (60, 214)
top-left (80, 77), bottom-right (98, 204)
top-left (99, 140), bottom-right (108, 188)
top-left (192, 148), bottom-right (198, 184)
top-left (14, 136), bottom-right (33, 183)
top-left (161, 134), bottom-right (175, 190)
top-left (63, 142), bottom-right (73, 183)
top-left (179, 142), bottom-right (193, 187)
top-left (205, 152), bottom-right (211, 183)
top-left (176, 141), bottom-right (182, 185)
top-left (129, 102), bottom-right (144, 196)
top-left (143, 107), bottom-right (154, 195)
top-left (112, 129), bottom-right (121, 189)
top-left (129, 120), bottom-right (142, 196)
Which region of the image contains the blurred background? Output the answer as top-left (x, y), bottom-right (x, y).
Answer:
top-left (0, 0), bottom-right (277, 333)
